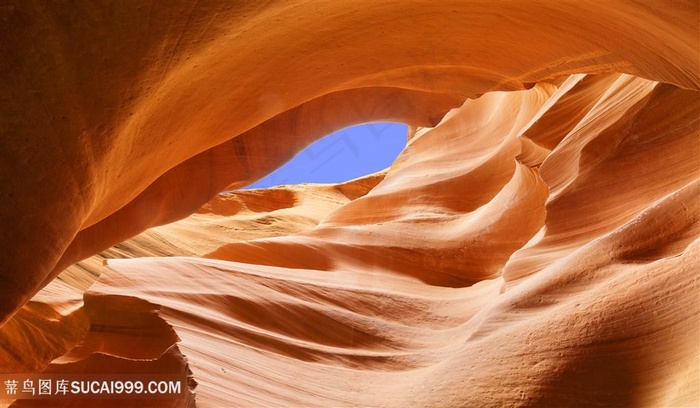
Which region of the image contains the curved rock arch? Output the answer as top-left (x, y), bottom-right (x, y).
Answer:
top-left (0, 2), bottom-right (698, 406)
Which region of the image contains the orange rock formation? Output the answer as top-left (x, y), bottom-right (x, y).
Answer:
top-left (0, 1), bottom-right (698, 407)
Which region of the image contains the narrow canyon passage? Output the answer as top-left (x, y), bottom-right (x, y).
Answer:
top-left (0, 1), bottom-right (698, 407)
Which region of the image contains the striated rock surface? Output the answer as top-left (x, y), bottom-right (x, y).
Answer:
top-left (0, 1), bottom-right (699, 407)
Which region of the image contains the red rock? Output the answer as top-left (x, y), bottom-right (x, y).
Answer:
top-left (0, 2), bottom-right (698, 407)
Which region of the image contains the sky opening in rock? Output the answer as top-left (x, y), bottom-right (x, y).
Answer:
top-left (244, 122), bottom-right (408, 189)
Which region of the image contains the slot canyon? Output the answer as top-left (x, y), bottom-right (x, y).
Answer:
top-left (0, 1), bottom-right (698, 407)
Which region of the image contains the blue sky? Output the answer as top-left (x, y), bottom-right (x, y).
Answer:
top-left (244, 123), bottom-right (408, 189)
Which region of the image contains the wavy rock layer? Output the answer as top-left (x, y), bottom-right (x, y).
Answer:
top-left (0, 1), bottom-right (699, 407)
top-left (59, 174), bottom-right (386, 291)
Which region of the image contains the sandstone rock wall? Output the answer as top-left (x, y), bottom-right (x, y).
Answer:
top-left (0, 1), bottom-right (698, 407)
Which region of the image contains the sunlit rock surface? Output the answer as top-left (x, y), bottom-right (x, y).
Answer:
top-left (0, 1), bottom-right (698, 407)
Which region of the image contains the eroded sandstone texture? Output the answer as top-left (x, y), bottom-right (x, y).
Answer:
top-left (0, 1), bottom-right (698, 407)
